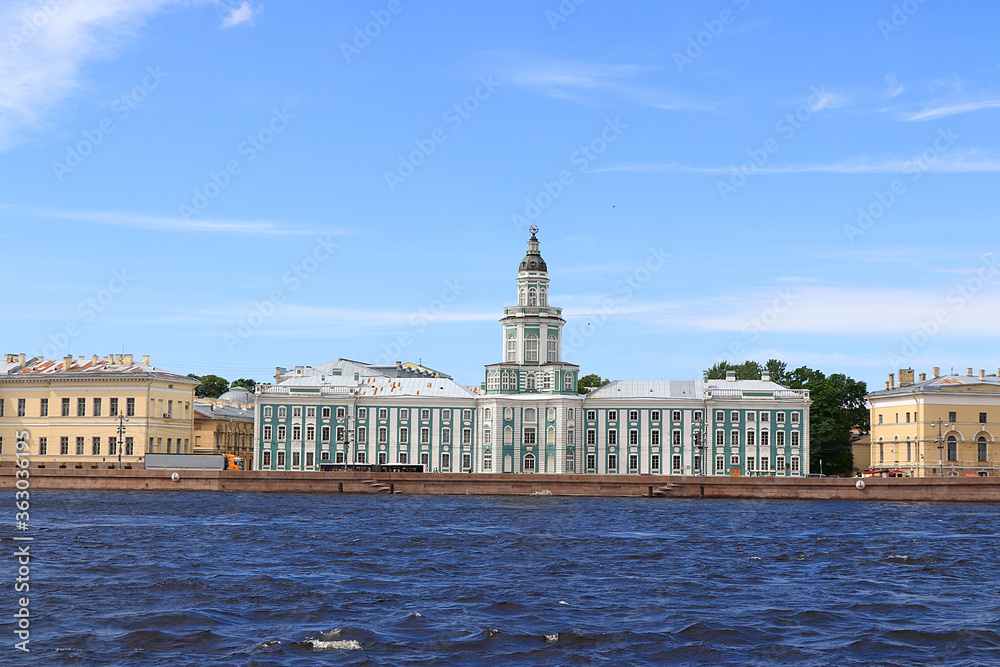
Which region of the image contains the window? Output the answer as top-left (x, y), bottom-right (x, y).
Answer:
top-left (981, 412), bottom-right (988, 424)
top-left (906, 412), bottom-right (910, 423)
top-left (528, 288), bottom-right (537, 306)
top-left (336, 426), bottom-right (345, 442)
top-left (93, 398), bottom-right (101, 417)
top-left (586, 429), bottom-right (596, 445)
top-left (524, 408), bottom-right (536, 422)
top-left (672, 411), bottom-right (681, 422)
top-left (524, 428), bottom-right (536, 444)
top-left (357, 426), bottom-right (366, 443)
top-left (483, 452), bottom-right (492, 470)
top-left (423, 428), bottom-right (432, 444)
top-left (462, 452), bottom-right (472, 470)
top-left (336, 407), bottom-right (345, 419)
top-left (263, 406), bottom-right (273, 418)
top-left (747, 431), bottom-right (755, 447)
top-left (305, 452), bottom-right (314, 467)
top-left (651, 454), bottom-right (660, 470)
top-left (399, 451), bottom-right (409, 464)
top-left (672, 454), bottom-right (681, 471)
top-left (125, 437), bottom-right (133, 455)
top-left (776, 456), bottom-right (786, 471)
top-left (525, 335), bottom-right (539, 362)
top-left (76, 437), bottom-right (84, 455)
top-left (878, 414), bottom-right (883, 425)
top-left (0, 399), bottom-right (3, 417)
top-left (716, 455), bottom-right (725, 472)
top-left (356, 451), bottom-right (367, 464)
top-left (629, 454), bottom-right (638, 470)
top-left (378, 427), bottom-right (387, 443)
top-left (484, 428), bottom-right (492, 444)
top-left (791, 456), bottom-right (800, 473)
top-left (731, 411), bottom-right (740, 422)
top-left (672, 430), bottom-right (681, 446)
top-left (358, 408), bottom-right (367, 420)
top-left (277, 406), bottom-right (286, 419)
top-left (274, 451), bottom-right (285, 467)
top-left (547, 337), bottom-right (558, 362)
top-left (608, 454), bottom-right (618, 470)
top-left (60, 436), bottom-right (69, 455)
top-left (630, 430), bottom-right (639, 445)
top-left (320, 425), bottom-right (329, 441)
top-left (292, 406), bottom-right (301, 418)
top-left (125, 398), bottom-right (135, 417)
top-left (608, 410), bottom-right (618, 422)
top-left (948, 411), bottom-right (957, 423)
top-left (791, 431), bottom-right (800, 447)
top-left (292, 425), bottom-right (301, 440)
top-left (608, 430), bottom-right (617, 445)
top-left (109, 438), bottom-right (116, 456)
top-left (651, 410), bottom-right (660, 422)
top-left (400, 427), bottom-right (409, 444)
top-left (110, 398), bottom-right (119, 417)
top-left (776, 431), bottom-right (785, 447)
top-left (38, 437), bottom-right (46, 455)
top-left (526, 375), bottom-right (536, 391)
top-left (978, 437), bottom-right (988, 461)
top-left (17, 398), bottom-right (27, 418)
top-left (441, 452), bottom-right (450, 469)
top-left (759, 412), bottom-right (769, 423)
top-left (400, 409), bottom-right (409, 420)
top-left (716, 431), bottom-right (725, 446)
top-left (377, 452), bottom-right (387, 466)
top-left (747, 457), bottom-right (756, 471)
top-left (791, 412), bottom-right (800, 423)
top-left (651, 430), bottom-right (660, 445)
top-left (40, 398), bottom-right (48, 417)
top-left (630, 410), bottom-right (639, 422)
top-left (731, 431), bottom-right (740, 447)
top-left (305, 407), bottom-right (316, 418)
top-left (715, 411), bottom-right (724, 422)
top-left (501, 372), bottom-right (510, 391)
top-left (565, 372), bottom-right (574, 391)
top-left (730, 454), bottom-right (740, 466)
top-left (420, 452), bottom-right (429, 468)
top-left (747, 411), bottom-right (755, 422)
top-left (693, 455), bottom-right (701, 473)
top-left (586, 453), bottom-right (596, 470)
top-left (321, 406), bottom-right (330, 419)
top-left (463, 429), bottom-right (472, 445)
top-left (277, 425), bottom-right (286, 440)
top-left (587, 410), bottom-right (596, 421)
top-left (761, 431), bottom-right (769, 447)
top-left (306, 425), bottom-right (315, 441)
top-left (292, 452), bottom-right (301, 467)
top-left (776, 412), bottom-right (785, 424)
top-left (264, 425), bottom-right (272, 440)
top-left (262, 450), bottom-right (272, 467)
top-left (506, 335), bottom-right (517, 362)
top-left (879, 441), bottom-right (884, 463)
top-left (420, 408), bottom-right (430, 421)
top-left (61, 398), bottom-right (69, 416)
top-left (693, 411), bottom-right (702, 421)
top-left (379, 408), bottom-right (388, 420)
top-left (947, 435), bottom-right (957, 461)
top-left (92, 437), bottom-right (100, 455)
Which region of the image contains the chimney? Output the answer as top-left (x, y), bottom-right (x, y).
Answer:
top-left (142, 355), bottom-right (150, 365)
top-left (967, 368), bottom-right (974, 377)
top-left (92, 355), bottom-right (98, 363)
top-left (980, 369), bottom-right (986, 380)
top-left (726, 370), bottom-right (736, 382)
top-left (124, 354), bottom-right (133, 364)
top-left (899, 368), bottom-right (915, 386)
top-left (3, 354), bottom-right (14, 363)
top-left (19, 353), bottom-right (25, 366)
top-left (933, 367), bottom-right (940, 378)
top-left (762, 371), bottom-right (771, 382)
top-left (885, 381), bottom-right (890, 390)
top-left (889, 373), bottom-right (895, 389)
top-left (62, 356), bottom-right (72, 372)
top-left (919, 373), bottom-right (926, 382)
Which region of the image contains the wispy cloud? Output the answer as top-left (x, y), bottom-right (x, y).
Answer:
top-left (0, 0), bottom-right (185, 151)
top-left (220, 1), bottom-right (261, 28)
top-left (885, 74), bottom-right (904, 99)
top-left (0, 204), bottom-right (347, 235)
top-left (901, 98), bottom-right (1000, 122)
top-left (594, 150), bottom-right (1000, 175)
top-left (505, 59), bottom-right (707, 111)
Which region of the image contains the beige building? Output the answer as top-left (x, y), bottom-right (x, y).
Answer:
top-left (193, 387), bottom-right (255, 467)
top-left (867, 367), bottom-right (1000, 477)
top-left (0, 353), bottom-right (198, 469)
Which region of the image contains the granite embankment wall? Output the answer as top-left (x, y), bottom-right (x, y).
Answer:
top-left (4, 468), bottom-right (1000, 502)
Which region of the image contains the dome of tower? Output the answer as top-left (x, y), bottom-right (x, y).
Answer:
top-left (518, 229), bottom-right (547, 272)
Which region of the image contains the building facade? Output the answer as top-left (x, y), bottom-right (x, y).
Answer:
top-left (254, 231), bottom-right (812, 476)
top-left (193, 387), bottom-right (255, 467)
top-left (868, 367), bottom-right (1000, 477)
top-left (0, 354), bottom-right (197, 469)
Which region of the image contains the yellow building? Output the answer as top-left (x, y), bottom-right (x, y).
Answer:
top-left (867, 367), bottom-right (1000, 477)
top-left (193, 387), bottom-right (255, 467)
top-left (0, 353), bottom-right (198, 469)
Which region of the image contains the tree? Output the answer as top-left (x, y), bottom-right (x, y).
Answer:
top-left (230, 378), bottom-right (256, 392)
top-left (578, 373), bottom-right (610, 394)
top-left (187, 373), bottom-right (229, 398)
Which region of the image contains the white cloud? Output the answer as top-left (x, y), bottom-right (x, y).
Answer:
top-left (885, 74), bottom-right (904, 99)
top-left (901, 98), bottom-right (1000, 122)
top-left (220, 1), bottom-right (260, 28)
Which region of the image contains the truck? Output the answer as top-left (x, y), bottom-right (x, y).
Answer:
top-left (144, 453), bottom-right (244, 470)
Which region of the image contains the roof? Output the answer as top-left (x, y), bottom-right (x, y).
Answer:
top-left (217, 387), bottom-right (255, 403)
top-left (194, 401), bottom-right (254, 422)
top-left (586, 380), bottom-right (702, 399)
top-left (275, 358), bottom-right (452, 382)
top-left (869, 373), bottom-right (1000, 397)
top-left (259, 375), bottom-right (477, 400)
top-left (1, 355), bottom-right (196, 384)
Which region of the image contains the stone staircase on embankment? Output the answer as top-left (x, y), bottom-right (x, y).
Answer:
top-left (361, 479), bottom-right (399, 494)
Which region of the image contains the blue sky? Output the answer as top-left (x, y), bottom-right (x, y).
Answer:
top-left (2, 0), bottom-right (999, 390)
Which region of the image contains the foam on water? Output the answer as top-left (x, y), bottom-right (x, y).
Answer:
top-left (307, 639), bottom-right (362, 650)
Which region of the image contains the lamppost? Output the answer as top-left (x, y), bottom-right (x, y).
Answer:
top-left (931, 419), bottom-right (950, 478)
top-left (116, 413), bottom-right (128, 468)
top-left (692, 416), bottom-right (705, 476)
top-left (343, 416), bottom-right (354, 471)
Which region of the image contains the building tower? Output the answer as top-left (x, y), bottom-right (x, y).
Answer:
top-left (483, 227), bottom-right (579, 394)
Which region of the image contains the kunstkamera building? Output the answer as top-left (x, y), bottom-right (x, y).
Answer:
top-left (254, 231), bottom-right (812, 476)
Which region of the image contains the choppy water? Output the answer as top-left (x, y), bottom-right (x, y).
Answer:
top-left (15, 491), bottom-right (1000, 665)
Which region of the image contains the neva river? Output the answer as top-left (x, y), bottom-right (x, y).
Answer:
top-left (22, 491), bottom-right (1000, 665)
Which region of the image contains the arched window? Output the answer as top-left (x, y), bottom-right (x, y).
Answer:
top-left (524, 453), bottom-right (536, 472)
top-left (525, 335), bottom-right (539, 362)
top-left (543, 373), bottom-right (552, 390)
top-left (526, 375), bottom-right (536, 391)
top-left (501, 371), bottom-right (510, 391)
top-left (565, 372), bottom-right (573, 391)
top-left (506, 334), bottom-right (517, 362)
top-left (547, 335), bottom-right (558, 362)
top-left (528, 289), bottom-right (537, 306)
top-left (484, 408), bottom-right (491, 421)
top-left (539, 288), bottom-right (546, 306)
top-left (524, 408), bottom-right (536, 422)
top-left (978, 436), bottom-right (988, 462)
top-left (519, 289), bottom-right (526, 305)
top-left (947, 435), bottom-right (957, 461)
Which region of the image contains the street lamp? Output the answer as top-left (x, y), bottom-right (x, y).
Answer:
top-left (932, 419), bottom-right (950, 478)
top-left (117, 413), bottom-right (128, 468)
top-left (692, 416), bottom-right (705, 476)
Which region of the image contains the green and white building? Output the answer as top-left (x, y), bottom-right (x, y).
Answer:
top-left (253, 231), bottom-right (812, 475)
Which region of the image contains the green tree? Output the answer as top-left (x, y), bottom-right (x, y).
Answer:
top-left (187, 373), bottom-right (229, 398)
top-left (230, 378), bottom-right (256, 392)
top-left (578, 373), bottom-right (610, 394)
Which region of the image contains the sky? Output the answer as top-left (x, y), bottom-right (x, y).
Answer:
top-left (1, 0), bottom-right (999, 391)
